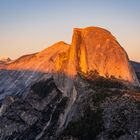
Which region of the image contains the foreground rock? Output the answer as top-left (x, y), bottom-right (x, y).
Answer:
top-left (0, 76), bottom-right (140, 140)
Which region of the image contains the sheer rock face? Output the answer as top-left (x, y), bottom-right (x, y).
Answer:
top-left (66, 27), bottom-right (139, 86)
top-left (131, 61), bottom-right (140, 73)
top-left (0, 27), bottom-right (139, 100)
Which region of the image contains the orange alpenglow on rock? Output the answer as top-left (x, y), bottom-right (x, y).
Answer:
top-left (1, 26), bottom-right (139, 86)
top-left (66, 27), bottom-right (139, 85)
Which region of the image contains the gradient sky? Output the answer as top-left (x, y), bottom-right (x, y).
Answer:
top-left (0, 0), bottom-right (140, 61)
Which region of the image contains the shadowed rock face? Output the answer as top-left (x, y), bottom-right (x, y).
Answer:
top-left (131, 61), bottom-right (140, 82)
top-left (0, 76), bottom-right (140, 140)
top-left (131, 61), bottom-right (140, 73)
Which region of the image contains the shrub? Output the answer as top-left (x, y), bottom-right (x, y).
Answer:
top-left (31, 78), bottom-right (57, 97)
top-left (63, 107), bottom-right (103, 140)
top-left (79, 70), bottom-right (125, 89)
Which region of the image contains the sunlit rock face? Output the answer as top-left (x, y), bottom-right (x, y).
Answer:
top-left (66, 27), bottom-right (139, 86)
top-left (7, 41), bottom-right (69, 73)
top-left (0, 42), bottom-right (70, 100)
top-left (0, 26), bottom-right (139, 93)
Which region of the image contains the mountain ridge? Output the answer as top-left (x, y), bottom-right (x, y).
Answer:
top-left (0, 26), bottom-right (140, 140)
top-left (0, 26), bottom-right (139, 86)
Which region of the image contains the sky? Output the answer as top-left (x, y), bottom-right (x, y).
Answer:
top-left (0, 0), bottom-right (140, 61)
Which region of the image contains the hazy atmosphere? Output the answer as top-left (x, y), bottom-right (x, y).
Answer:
top-left (0, 0), bottom-right (140, 61)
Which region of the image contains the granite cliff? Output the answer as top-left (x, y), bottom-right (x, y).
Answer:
top-left (2, 27), bottom-right (139, 84)
top-left (0, 27), bottom-right (140, 140)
